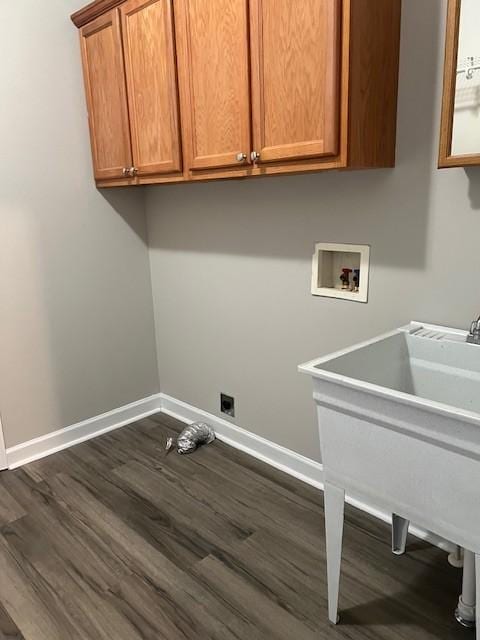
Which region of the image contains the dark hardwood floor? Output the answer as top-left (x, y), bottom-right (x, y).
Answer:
top-left (0, 412), bottom-right (470, 639)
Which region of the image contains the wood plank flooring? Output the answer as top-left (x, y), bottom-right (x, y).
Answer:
top-left (0, 412), bottom-right (470, 639)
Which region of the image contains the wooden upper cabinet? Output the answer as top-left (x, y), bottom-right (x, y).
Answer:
top-left (80, 10), bottom-right (132, 180)
top-left (72, 0), bottom-right (401, 185)
top-left (120, 0), bottom-right (182, 176)
top-left (250, 0), bottom-right (341, 164)
top-left (174, 0), bottom-right (252, 171)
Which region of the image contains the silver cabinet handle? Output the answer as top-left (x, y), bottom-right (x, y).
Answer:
top-left (251, 151), bottom-right (260, 163)
top-left (128, 167), bottom-right (138, 177)
top-left (236, 153), bottom-right (247, 162)
top-left (122, 168), bottom-right (129, 177)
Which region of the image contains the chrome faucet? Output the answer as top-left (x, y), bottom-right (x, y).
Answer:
top-left (467, 316), bottom-right (480, 344)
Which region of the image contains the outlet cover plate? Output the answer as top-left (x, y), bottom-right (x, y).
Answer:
top-left (220, 393), bottom-right (235, 417)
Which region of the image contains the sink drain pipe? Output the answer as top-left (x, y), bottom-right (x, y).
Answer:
top-left (455, 550), bottom-right (476, 628)
top-left (392, 518), bottom-right (475, 628)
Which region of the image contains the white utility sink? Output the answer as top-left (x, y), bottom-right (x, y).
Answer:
top-left (299, 321), bottom-right (480, 634)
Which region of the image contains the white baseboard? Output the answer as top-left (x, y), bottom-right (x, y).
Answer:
top-left (159, 393), bottom-right (454, 553)
top-left (5, 389), bottom-right (454, 554)
top-left (6, 394), bottom-right (162, 469)
top-left (159, 393), bottom-right (324, 488)
top-left (0, 417), bottom-right (8, 471)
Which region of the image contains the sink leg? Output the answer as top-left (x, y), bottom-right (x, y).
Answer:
top-left (448, 545), bottom-right (464, 568)
top-left (455, 550), bottom-right (476, 628)
top-left (477, 554), bottom-right (480, 636)
top-left (391, 514), bottom-right (409, 555)
top-left (324, 482), bottom-right (345, 625)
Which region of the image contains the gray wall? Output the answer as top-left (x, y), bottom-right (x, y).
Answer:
top-left (146, 0), bottom-right (480, 461)
top-left (0, 1), bottom-right (159, 448)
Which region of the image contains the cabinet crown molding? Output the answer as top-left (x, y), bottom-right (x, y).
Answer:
top-left (71, 0), bottom-right (125, 27)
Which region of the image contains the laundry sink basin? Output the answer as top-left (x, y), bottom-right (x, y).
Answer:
top-left (300, 321), bottom-right (480, 459)
top-left (299, 321), bottom-right (480, 633)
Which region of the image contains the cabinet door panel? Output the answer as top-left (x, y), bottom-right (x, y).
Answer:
top-left (250, 0), bottom-right (341, 163)
top-left (80, 10), bottom-right (132, 180)
top-left (121, 0), bottom-right (182, 175)
top-left (177, 0), bottom-right (251, 171)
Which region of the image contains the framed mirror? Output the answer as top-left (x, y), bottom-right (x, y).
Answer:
top-left (439, 0), bottom-right (480, 168)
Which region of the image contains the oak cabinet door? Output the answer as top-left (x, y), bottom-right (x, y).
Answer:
top-left (121, 0), bottom-right (182, 176)
top-left (250, 0), bottom-right (341, 164)
top-left (176, 0), bottom-right (252, 171)
top-left (80, 10), bottom-right (132, 180)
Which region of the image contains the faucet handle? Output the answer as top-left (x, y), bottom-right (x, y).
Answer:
top-left (469, 318), bottom-right (480, 336)
top-left (467, 318), bottom-right (480, 343)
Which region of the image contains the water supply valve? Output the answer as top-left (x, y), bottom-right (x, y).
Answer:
top-left (340, 268), bottom-right (352, 290)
